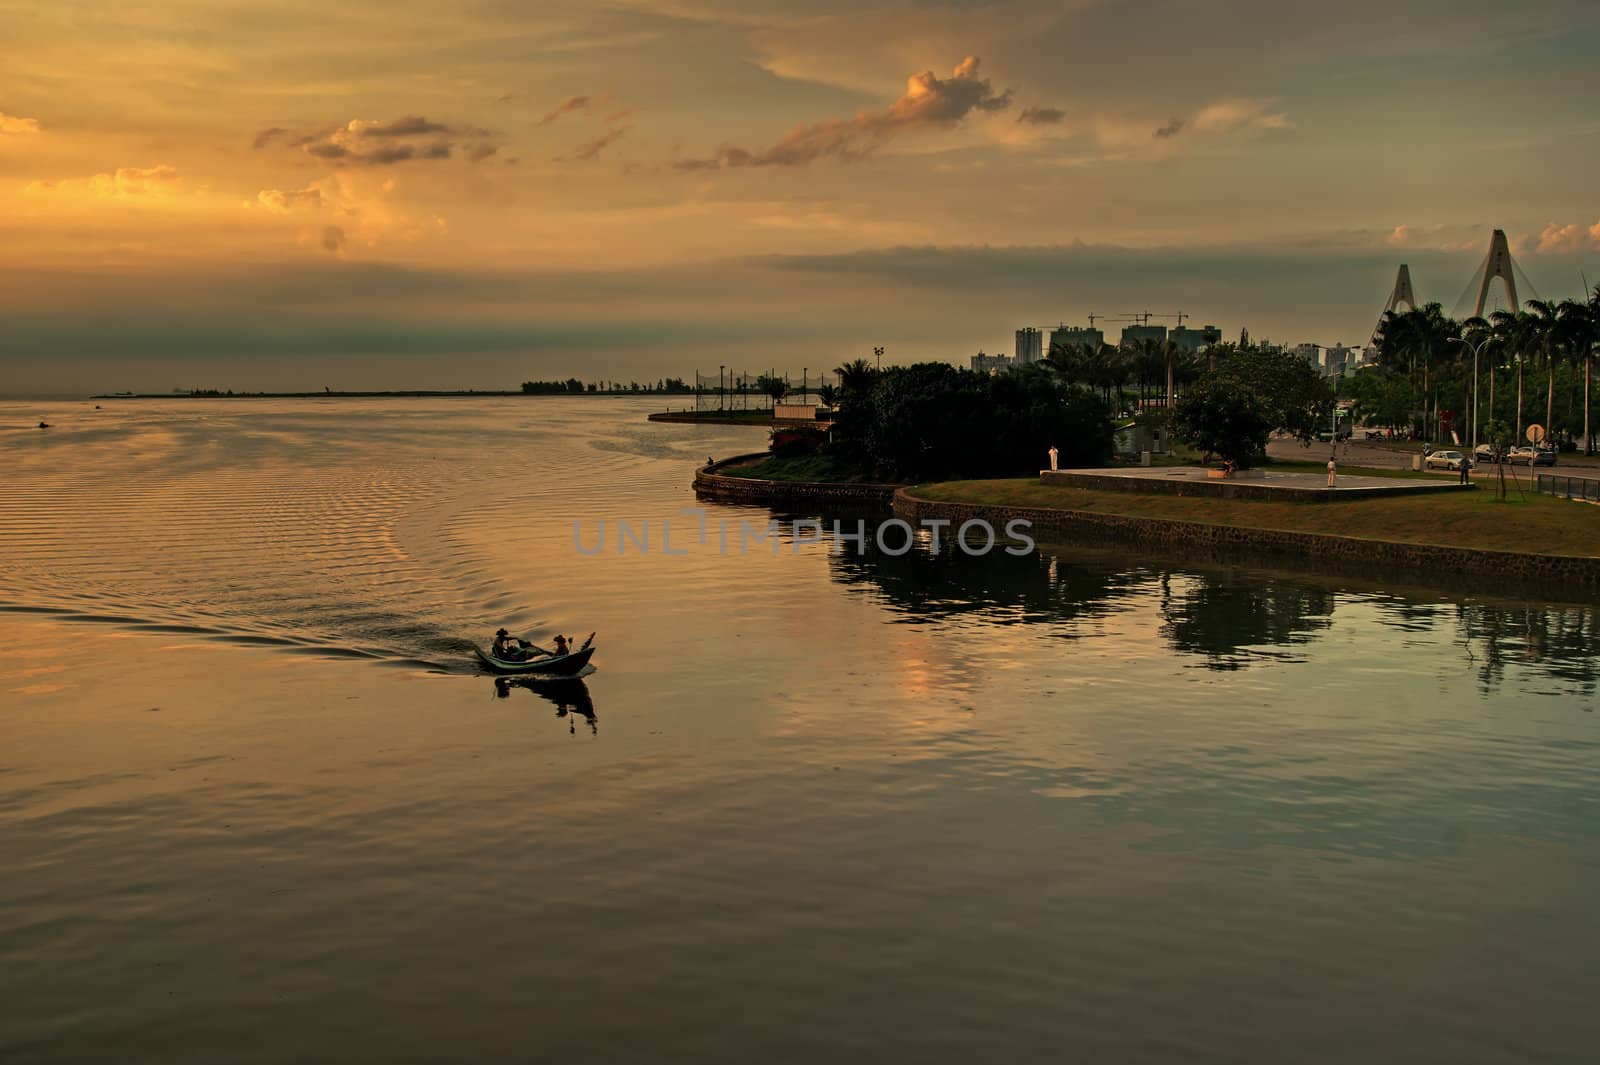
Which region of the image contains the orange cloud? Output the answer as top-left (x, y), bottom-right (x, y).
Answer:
top-left (1191, 97), bottom-right (1291, 134)
top-left (255, 186), bottom-right (324, 213)
top-left (89, 165), bottom-right (183, 198)
top-left (1, 111), bottom-right (41, 135)
top-left (677, 56), bottom-right (1011, 169)
top-left (1535, 220), bottom-right (1600, 254)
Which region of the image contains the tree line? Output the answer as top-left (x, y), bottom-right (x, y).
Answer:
top-left (520, 377), bottom-right (692, 395)
top-left (1354, 286), bottom-right (1600, 452)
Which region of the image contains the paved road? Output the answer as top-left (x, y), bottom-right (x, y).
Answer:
top-left (1267, 436), bottom-right (1600, 480)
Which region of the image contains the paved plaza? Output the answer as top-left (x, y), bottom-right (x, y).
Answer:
top-left (1041, 466), bottom-right (1474, 501)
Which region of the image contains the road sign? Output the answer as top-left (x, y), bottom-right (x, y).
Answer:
top-left (1526, 423), bottom-right (1546, 444)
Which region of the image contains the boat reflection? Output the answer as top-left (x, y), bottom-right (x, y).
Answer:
top-left (494, 676), bottom-right (598, 734)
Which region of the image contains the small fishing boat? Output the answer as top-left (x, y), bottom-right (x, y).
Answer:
top-left (473, 634), bottom-right (596, 676)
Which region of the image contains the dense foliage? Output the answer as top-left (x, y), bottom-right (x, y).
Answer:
top-left (1373, 288), bottom-right (1599, 452)
top-left (1170, 380), bottom-right (1275, 468)
top-left (828, 361), bottom-right (1113, 481)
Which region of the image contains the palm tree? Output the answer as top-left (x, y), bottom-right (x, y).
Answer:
top-left (1459, 316), bottom-right (1491, 444)
top-left (1558, 293), bottom-right (1598, 454)
top-left (1378, 303), bottom-right (1454, 438)
top-left (1527, 298), bottom-right (1562, 443)
top-left (1044, 341), bottom-right (1094, 391)
top-left (833, 359), bottom-right (876, 402)
top-left (1490, 309), bottom-right (1534, 442)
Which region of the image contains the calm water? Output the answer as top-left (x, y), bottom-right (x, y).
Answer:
top-left (2, 398), bottom-right (1598, 1063)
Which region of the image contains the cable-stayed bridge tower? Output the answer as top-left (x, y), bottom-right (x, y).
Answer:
top-left (1471, 229), bottom-right (1519, 318)
top-left (1370, 263), bottom-right (1417, 345)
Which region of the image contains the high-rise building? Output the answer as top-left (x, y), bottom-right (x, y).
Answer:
top-left (1294, 342), bottom-right (1322, 368)
top-left (1120, 324), bottom-right (1167, 349)
top-left (1170, 324), bottom-right (1222, 353)
top-left (1014, 327), bottom-right (1043, 365)
top-left (1048, 324), bottom-right (1104, 354)
top-left (970, 351), bottom-right (1013, 374)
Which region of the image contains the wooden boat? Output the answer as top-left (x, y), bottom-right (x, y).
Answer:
top-left (474, 643), bottom-right (596, 676)
top-left (474, 633), bottom-right (596, 676)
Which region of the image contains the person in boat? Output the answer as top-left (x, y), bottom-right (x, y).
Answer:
top-left (493, 628), bottom-right (530, 661)
top-left (552, 634), bottom-right (571, 657)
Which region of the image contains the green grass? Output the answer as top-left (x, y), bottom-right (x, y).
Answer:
top-left (725, 453), bottom-right (881, 483)
top-left (910, 478), bottom-right (1600, 558)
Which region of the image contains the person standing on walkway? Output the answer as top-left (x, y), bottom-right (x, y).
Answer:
top-left (1326, 456), bottom-right (1337, 488)
top-left (1459, 456), bottom-right (1472, 485)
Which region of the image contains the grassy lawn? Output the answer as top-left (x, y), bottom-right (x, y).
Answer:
top-left (910, 478), bottom-right (1600, 558)
top-left (725, 453), bottom-right (882, 483)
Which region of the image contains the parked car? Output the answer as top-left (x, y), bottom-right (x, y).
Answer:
top-left (1473, 443), bottom-right (1498, 462)
top-left (1503, 446), bottom-right (1555, 465)
top-left (1364, 427), bottom-right (1389, 441)
top-left (1424, 450), bottom-right (1466, 471)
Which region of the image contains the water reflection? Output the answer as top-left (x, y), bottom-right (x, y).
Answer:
top-left (494, 676), bottom-right (599, 734)
top-left (828, 534), bottom-right (1153, 627)
top-left (819, 520), bottom-right (1596, 695)
top-left (1158, 572), bottom-right (1334, 670)
top-left (1454, 602), bottom-right (1599, 699)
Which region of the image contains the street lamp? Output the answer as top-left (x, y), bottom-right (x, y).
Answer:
top-left (1449, 334), bottom-right (1492, 448)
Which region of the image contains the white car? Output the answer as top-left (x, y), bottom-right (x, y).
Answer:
top-left (1424, 450), bottom-right (1466, 471)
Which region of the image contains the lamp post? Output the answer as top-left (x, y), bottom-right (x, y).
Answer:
top-left (1450, 335), bottom-right (1491, 448)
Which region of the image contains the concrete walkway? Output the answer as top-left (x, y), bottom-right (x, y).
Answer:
top-left (1041, 466), bottom-right (1473, 501)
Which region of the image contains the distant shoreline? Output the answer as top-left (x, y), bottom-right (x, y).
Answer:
top-left (86, 391), bottom-right (690, 400)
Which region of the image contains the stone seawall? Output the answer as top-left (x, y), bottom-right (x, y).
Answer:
top-left (692, 453), bottom-right (903, 507)
top-left (894, 488), bottom-right (1600, 596)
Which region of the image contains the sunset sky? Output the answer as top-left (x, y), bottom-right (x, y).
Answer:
top-left (3, 0), bottom-right (1599, 393)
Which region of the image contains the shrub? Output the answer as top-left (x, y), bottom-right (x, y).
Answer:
top-left (770, 426), bottom-right (827, 458)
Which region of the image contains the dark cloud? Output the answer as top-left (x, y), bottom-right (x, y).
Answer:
top-left (1017, 107), bottom-right (1065, 126)
top-left (675, 57), bottom-right (1011, 170)
top-left (562, 127), bottom-right (630, 162)
top-left (359, 115), bottom-right (450, 137)
top-left (1153, 116), bottom-right (1185, 138)
top-left (252, 127), bottom-right (288, 149)
top-left (321, 226), bottom-right (347, 254)
top-left (537, 96), bottom-right (591, 127)
top-left (271, 116), bottom-right (498, 167)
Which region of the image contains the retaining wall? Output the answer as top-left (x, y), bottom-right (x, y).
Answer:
top-left (692, 453), bottom-right (903, 507)
top-left (894, 489), bottom-right (1600, 595)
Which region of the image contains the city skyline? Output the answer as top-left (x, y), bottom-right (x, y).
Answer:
top-left (3, 0), bottom-right (1599, 392)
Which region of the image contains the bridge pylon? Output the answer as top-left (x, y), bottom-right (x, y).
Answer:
top-left (1472, 229), bottom-right (1520, 319)
top-left (1370, 263), bottom-right (1418, 345)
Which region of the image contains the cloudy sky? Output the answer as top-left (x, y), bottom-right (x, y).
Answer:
top-left (3, 0), bottom-right (1598, 392)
